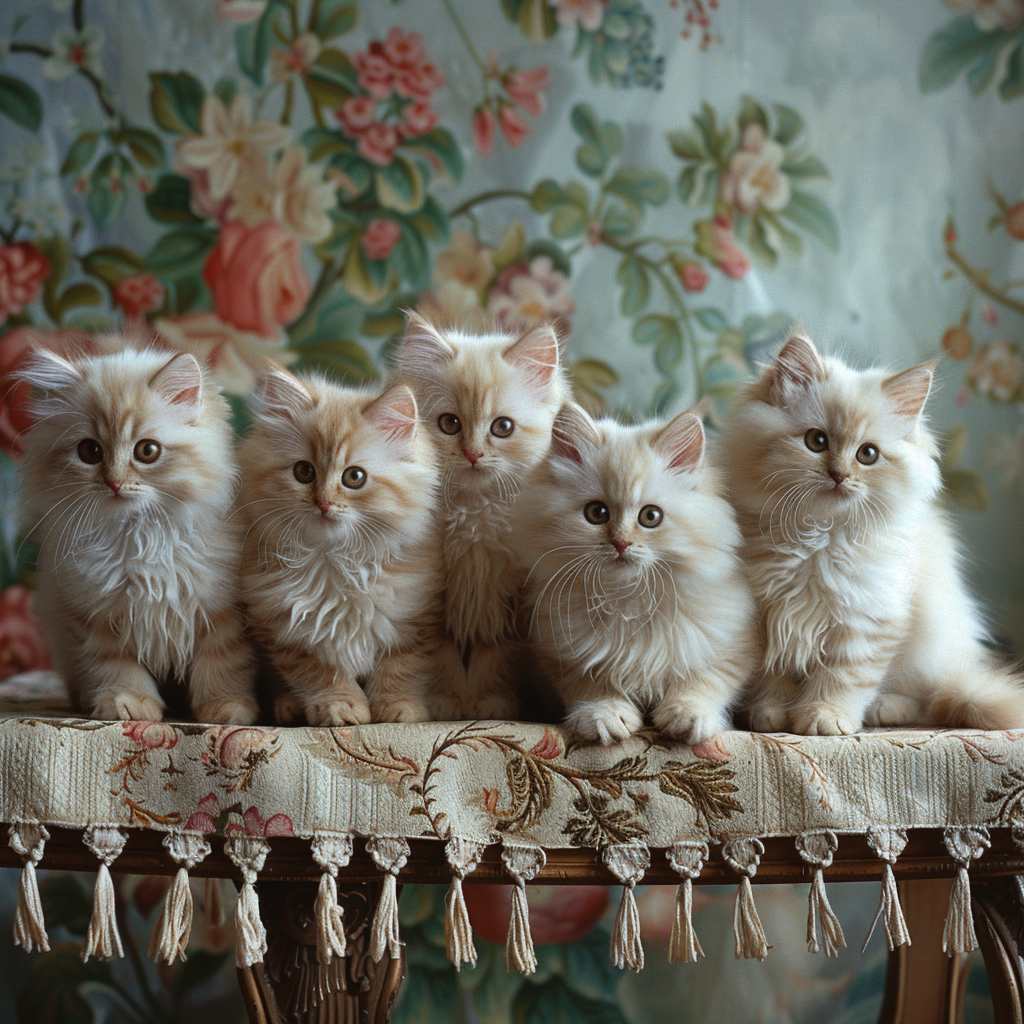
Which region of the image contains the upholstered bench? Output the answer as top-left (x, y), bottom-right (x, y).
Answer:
top-left (2, 683), bottom-right (1024, 1023)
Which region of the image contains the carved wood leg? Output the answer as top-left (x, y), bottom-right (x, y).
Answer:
top-left (237, 879), bottom-right (407, 1024)
top-left (972, 877), bottom-right (1024, 1024)
top-left (877, 879), bottom-right (969, 1024)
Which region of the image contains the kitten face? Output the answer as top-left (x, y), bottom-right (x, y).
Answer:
top-left (396, 313), bottom-right (566, 500)
top-left (239, 370), bottom-right (435, 557)
top-left (20, 347), bottom-right (233, 526)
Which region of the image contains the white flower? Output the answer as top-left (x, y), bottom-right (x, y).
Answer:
top-left (434, 229), bottom-right (494, 295)
top-left (553, 0), bottom-right (607, 31)
top-left (487, 255), bottom-right (575, 331)
top-left (968, 339), bottom-right (1024, 402)
top-left (43, 26), bottom-right (104, 81)
top-left (720, 123), bottom-right (791, 215)
top-left (177, 93), bottom-right (289, 202)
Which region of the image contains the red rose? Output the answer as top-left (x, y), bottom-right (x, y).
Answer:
top-left (336, 96), bottom-right (377, 137)
top-left (112, 273), bottom-right (165, 319)
top-left (464, 884), bottom-right (609, 945)
top-left (398, 101), bottom-right (439, 139)
top-left (396, 59), bottom-right (444, 101)
top-left (202, 221), bottom-right (311, 338)
top-left (0, 243), bottom-right (51, 326)
top-left (353, 45), bottom-right (397, 99)
top-left (382, 27), bottom-right (426, 70)
top-left (0, 585), bottom-right (51, 682)
top-left (361, 219), bottom-right (402, 261)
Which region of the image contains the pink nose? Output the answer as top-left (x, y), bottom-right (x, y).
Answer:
top-left (463, 449), bottom-right (480, 465)
top-left (316, 499), bottom-right (331, 516)
top-left (106, 480), bottom-right (122, 495)
top-left (829, 470), bottom-right (849, 485)
top-left (612, 539), bottom-right (632, 556)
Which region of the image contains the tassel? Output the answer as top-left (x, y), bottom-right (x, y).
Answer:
top-left (602, 842), bottom-right (649, 971)
top-left (149, 833), bottom-right (211, 964)
top-left (942, 827), bottom-right (990, 955)
top-left (796, 831), bottom-right (846, 956)
top-left (666, 840), bottom-right (708, 963)
top-left (311, 831), bottom-right (354, 965)
top-left (502, 844), bottom-right (546, 975)
top-left (723, 838), bottom-right (770, 960)
top-left (204, 877), bottom-right (225, 928)
top-left (863, 828), bottom-right (910, 952)
top-left (224, 834), bottom-right (271, 968)
top-left (366, 836), bottom-right (410, 963)
top-left (9, 823), bottom-right (50, 953)
top-left (444, 837), bottom-right (485, 971)
top-left (81, 826), bottom-right (128, 962)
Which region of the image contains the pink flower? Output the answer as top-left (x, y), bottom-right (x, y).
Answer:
top-left (240, 806), bottom-right (294, 836)
top-left (356, 122), bottom-right (400, 166)
top-left (529, 728), bottom-right (561, 760)
top-left (487, 255), bottom-right (575, 330)
top-left (553, 0), bottom-right (608, 31)
top-left (210, 725), bottom-right (274, 770)
top-left (0, 243), bottom-right (51, 326)
top-left (503, 67), bottom-right (550, 118)
top-left (698, 216), bottom-right (751, 280)
top-left (361, 219), bottom-right (402, 260)
top-left (382, 27), bottom-right (426, 69)
top-left (967, 339), bottom-right (1024, 402)
top-left (202, 221), bottom-right (311, 337)
top-left (176, 165), bottom-right (231, 222)
top-left (185, 792), bottom-right (220, 833)
top-left (0, 586), bottom-right (51, 682)
top-left (498, 104), bottom-right (532, 148)
top-left (674, 258), bottom-right (709, 292)
top-left (395, 60), bottom-right (444, 101)
top-left (981, 303), bottom-right (999, 327)
top-left (123, 720), bottom-right (179, 750)
top-left (112, 273), bottom-right (165, 319)
top-left (399, 101), bottom-right (439, 138)
top-left (473, 106), bottom-right (496, 156)
top-left (352, 45), bottom-right (398, 99)
top-left (336, 96), bottom-right (377, 137)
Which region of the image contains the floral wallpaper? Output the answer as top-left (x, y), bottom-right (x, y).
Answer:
top-left (0, 0), bottom-right (1021, 1019)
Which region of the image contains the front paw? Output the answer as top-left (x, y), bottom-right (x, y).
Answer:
top-left (193, 696), bottom-right (259, 725)
top-left (371, 696), bottom-right (430, 723)
top-left (652, 700), bottom-right (727, 745)
top-left (565, 698), bottom-right (643, 746)
top-left (429, 693), bottom-right (464, 720)
top-left (790, 705), bottom-right (860, 736)
top-left (465, 694), bottom-right (519, 721)
top-left (747, 704), bottom-right (791, 733)
top-left (94, 691), bottom-right (164, 722)
top-left (864, 693), bottom-right (923, 727)
top-left (273, 692), bottom-right (303, 724)
top-left (306, 694), bottom-right (372, 727)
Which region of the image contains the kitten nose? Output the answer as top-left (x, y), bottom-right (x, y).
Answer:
top-left (105, 480), bottom-right (122, 495)
top-left (612, 539), bottom-right (632, 556)
top-left (829, 469), bottom-right (849, 485)
top-left (462, 449), bottom-right (480, 465)
top-left (316, 499), bottom-right (331, 516)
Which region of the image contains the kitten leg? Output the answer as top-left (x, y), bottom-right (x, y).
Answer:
top-left (745, 671), bottom-right (799, 732)
top-left (273, 646), bottom-right (371, 727)
top-left (428, 638), bottom-right (468, 720)
top-left (88, 660), bottom-right (165, 721)
top-left (189, 605), bottom-right (259, 725)
top-left (464, 642), bottom-right (520, 720)
top-left (864, 692), bottom-right (925, 727)
top-left (366, 643), bottom-right (432, 723)
top-left (652, 656), bottom-right (749, 744)
top-left (790, 660), bottom-right (888, 736)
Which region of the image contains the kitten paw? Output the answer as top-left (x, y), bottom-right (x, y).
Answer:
top-left (273, 693), bottom-right (303, 724)
top-left (864, 693), bottom-right (923, 727)
top-left (566, 699), bottom-right (643, 746)
top-left (747, 705), bottom-right (791, 733)
top-left (371, 696), bottom-right (430, 723)
top-left (465, 694), bottom-right (519, 721)
top-left (94, 691), bottom-right (165, 722)
top-left (790, 705), bottom-right (859, 736)
top-left (193, 696), bottom-right (259, 725)
top-left (306, 695), bottom-right (372, 727)
top-left (428, 694), bottom-right (464, 721)
top-left (652, 701), bottom-right (727, 745)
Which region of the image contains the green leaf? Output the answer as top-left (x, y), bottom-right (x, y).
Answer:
top-left (967, 44), bottom-right (999, 94)
top-left (513, 977), bottom-right (630, 1024)
top-left (999, 39), bottom-right (1024, 99)
top-left (391, 220), bottom-right (431, 289)
top-left (692, 102), bottom-right (720, 159)
top-left (771, 103), bottom-right (804, 145)
top-left (146, 226), bottom-right (217, 277)
top-left (37, 235), bottom-right (69, 323)
top-left (738, 94), bottom-right (769, 132)
top-left (0, 73), bottom-right (43, 133)
top-left (402, 127), bottom-right (463, 183)
top-left (576, 142), bottom-right (607, 176)
top-left (943, 467), bottom-right (989, 510)
top-left (601, 203), bottom-right (638, 237)
top-left (632, 313), bottom-right (680, 348)
top-left (87, 181), bottom-right (125, 229)
top-left (502, 0), bottom-right (557, 42)
top-left (394, 967), bottom-right (462, 1024)
top-left (305, 47), bottom-right (358, 107)
top-left (81, 245), bottom-right (146, 286)
top-left (120, 126), bottom-right (166, 168)
top-left (940, 423), bottom-right (968, 468)
top-left (919, 15), bottom-right (1005, 93)
top-left (172, 274), bottom-right (203, 314)
top-left (780, 189), bottom-right (840, 252)
top-left (530, 179), bottom-right (565, 212)
top-left (17, 943), bottom-right (113, 1024)
top-left (571, 358), bottom-right (618, 388)
top-left (550, 204), bottom-right (587, 238)
top-left (605, 166), bottom-right (670, 213)
top-left (213, 77), bottom-right (238, 106)
top-left (677, 165), bottom-right (698, 203)
top-left (693, 307), bottom-right (728, 332)
top-left (616, 256), bottom-right (650, 316)
top-left (409, 196), bottom-right (449, 242)
top-left (666, 129), bottom-right (706, 161)
top-left (780, 153), bottom-right (829, 179)
top-left (235, 0), bottom-right (280, 86)
top-left (54, 282), bottom-right (103, 322)
top-left (570, 103), bottom-right (600, 144)
top-left (313, 0), bottom-right (358, 39)
top-left (60, 133), bottom-right (100, 177)
top-left (523, 239), bottom-right (571, 276)
top-left (295, 339), bottom-right (380, 382)
top-left (149, 71), bottom-right (205, 135)
top-left (564, 180), bottom-right (591, 210)
top-left (145, 173), bottom-right (203, 224)
top-left (375, 155), bottom-right (425, 213)
top-left (302, 126), bottom-right (353, 162)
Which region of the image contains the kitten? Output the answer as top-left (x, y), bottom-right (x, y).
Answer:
top-left (395, 312), bottom-right (569, 719)
top-left (724, 329), bottom-right (1024, 735)
top-left (237, 368), bottom-right (446, 725)
top-left (514, 403), bottom-right (758, 744)
top-left (18, 345), bottom-right (257, 723)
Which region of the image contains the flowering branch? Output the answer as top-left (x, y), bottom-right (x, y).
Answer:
top-left (947, 243), bottom-right (1024, 318)
top-left (9, 41), bottom-right (116, 119)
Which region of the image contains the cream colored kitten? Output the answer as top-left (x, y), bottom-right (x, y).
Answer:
top-left (237, 369), bottom-right (447, 725)
top-left (725, 329), bottom-right (1024, 735)
top-left (18, 346), bottom-right (257, 724)
top-left (396, 313), bottom-right (569, 719)
top-left (514, 403), bottom-right (758, 744)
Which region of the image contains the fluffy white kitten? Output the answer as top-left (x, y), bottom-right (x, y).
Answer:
top-left (724, 329), bottom-right (1024, 735)
top-left (395, 312), bottom-right (569, 719)
top-left (514, 403), bottom-right (758, 745)
top-left (18, 345), bottom-right (257, 723)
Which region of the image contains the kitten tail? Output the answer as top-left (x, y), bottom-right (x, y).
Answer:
top-left (928, 662), bottom-right (1024, 730)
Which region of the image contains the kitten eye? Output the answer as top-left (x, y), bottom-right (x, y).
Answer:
top-left (133, 439), bottom-right (162, 464)
top-left (856, 442), bottom-right (880, 466)
top-left (804, 428), bottom-right (829, 453)
top-left (638, 505), bottom-right (664, 528)
top-left (583, 500), bottom-right (609, 525)
top-left (293, 461), bottom-right (316, 484)
top-left (438, 413), bottom-right (461, 435)
top-left (77, 438), bottom-right (103, 464)
top-left (490, 416), bottom-right (515, 438)
top-left (342, 465), bottom-right (367, 489)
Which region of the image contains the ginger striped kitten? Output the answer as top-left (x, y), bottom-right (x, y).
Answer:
top-left (237, 369), bottom-right (448, 725)
top-left (396, 313), bottom-right (569, 720)
top-left (725, 330), bottom-right (1024, 735)
top-left (18, 346), bottom-right (257, 723)
top-left (515, 403), bottom-right (757, 744)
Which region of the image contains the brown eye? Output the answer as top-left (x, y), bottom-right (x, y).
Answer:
top-left (490, 416), bottom-right (514, 438)
top-left (438, 413), bottom-right (461, 435)
top-left (133, 439), bottom-right (161, 464)
top-left (293, 461), bottom-right (316, 483)
top-left (583, 500), bottom-right (609, 524)
top-left (77, 438), bottom-right (103, 464)
top-left (804, 428), bottom-right (829, 453)
top-left (638, 505), bottom-right (663, 528)
top-left (342, 465), bottom-right (367, 489)
top-left (856, 443), bottom-right (879, 466)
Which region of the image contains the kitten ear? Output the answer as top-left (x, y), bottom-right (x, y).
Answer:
top-left (653, 411), bottom-right (704, 473)
top-left (551, 402), bottom-right (600, 464)
top-left (364, 384), bottom-right (418, 447)
top-left (255, 368), bottom-right (314, 422)
top-left (503, 322), bottom-right (560, 392)
top-left (882, 358), bottom-right (938, 421)
top-left (149, 352), bottom-right (202, 409)
top-left (18, 349), bottom-right (80, 393)
top-left (399, 311), bottom-right (455, 375)
top-left (766, 329), bottom-right (826, 399)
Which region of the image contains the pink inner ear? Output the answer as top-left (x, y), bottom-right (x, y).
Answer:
top-left (883, 363), bottom-right (935, 419)
top-left (150, 353), bottom-right (202, 407)
top-left (367, 386), bottom-right (418, 443)
top-left (550, 404), bottom-right (598, 463)
top-left (504, 325), bottom-right (559, 389)
top-left (772, 332), bottom-right (825, 391)
top-left (657, 413), bottom-right (704, 471)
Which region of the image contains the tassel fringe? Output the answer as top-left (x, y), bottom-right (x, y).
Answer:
top-left (723, 838), bottom-right (770, 960)
top-left (149, 833), bottom-right (211, 965)
top-left (366, 836), bottom-right (410, 963)
top-left (942, 827), bottom-right (990, 955)
top-left (863, 828), bottom-right (910, 952)
top-left (311, 832), bottom-right (354, 966)
top-left (502, 845), bottom-right (546, 975)
top-left (602, 842), bottom-right (649, 971)
top-left (9, 823), bottom-right (50, 954)
top-left (666, 840), bottom-right (708, 964)
top-left (224, 834), bottom-right (271, 968)
top-left (796, 832), bottom-right (846, 956)
top-left (444, 837), bottom-right (485, 971)
top-left (82, 826), bottom-right (128, 962)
